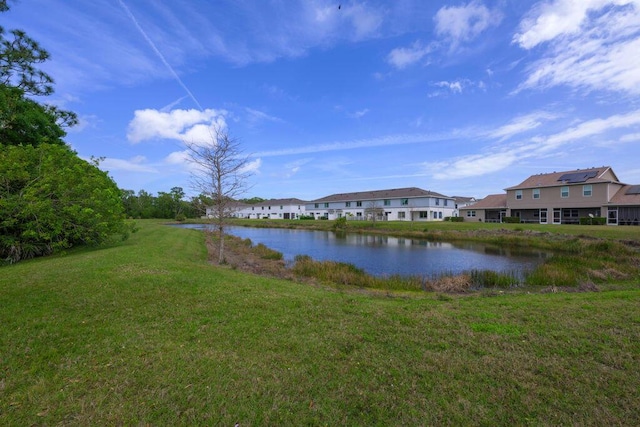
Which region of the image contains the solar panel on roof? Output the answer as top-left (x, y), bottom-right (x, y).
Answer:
top-left (626, 185), bottom-right (640, 195)
top-left (557, 171), bottom-right (598, 183)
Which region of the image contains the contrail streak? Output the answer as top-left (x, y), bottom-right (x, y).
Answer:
top-left (118, 0), bottom-right (203, 111)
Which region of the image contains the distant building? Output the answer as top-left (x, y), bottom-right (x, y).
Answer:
top-left (229, 198), bottom-right (308, 220)
top-left (451, 196), bottom-right (478, 217)
top-left (460, 194), bottom-right (507, 223)
top-left (460, 166), bottom-right (640, 225)
top-left (305, 187), bottom-right (456, 221)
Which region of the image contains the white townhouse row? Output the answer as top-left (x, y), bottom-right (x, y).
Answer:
top-left (226, 198), bottom-right (307, 220)
top-left (305, 187), bottom-right (457, 221)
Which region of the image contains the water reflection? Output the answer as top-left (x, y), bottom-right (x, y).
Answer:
top-left (173, 224), bottom-right (549, 278)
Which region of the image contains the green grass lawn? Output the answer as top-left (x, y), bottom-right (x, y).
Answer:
top-left (229, 217), bottom-right (640, 240)
top-left (1, 221), bottom-right (639, 425)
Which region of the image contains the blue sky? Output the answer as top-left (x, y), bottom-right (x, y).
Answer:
top-left (7, 0), bottom-right (640, 200)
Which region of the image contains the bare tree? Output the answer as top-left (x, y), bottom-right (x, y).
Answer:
top-left (186, 126), bottom-right (253, 264)
top-left (365, 200), bottom-right (384, 224)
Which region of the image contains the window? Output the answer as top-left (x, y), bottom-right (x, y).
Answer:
top-left (515, 190), bottom-right (522, 200)
top-left (561, 186), bottom-right (569, 198)
top-left (444, 199), bottom-right (448, 206)
top-left (533, 189), bottom-right (540, 199)
top-left (252, 207), bottom-right (254, 210)
top-left (466, 210), bottom-right (476, 217)
top-left (314, 203), bottom-right (319, 208)
top-left (280, 206), bottom-right (283, 209)
top-left (436, 198), bottom-right (440, 206)
top-left (400, 198), bottom-right (408, 206)
top-left (324, 203), bottom-right (329, 208)
top-left (383, 199), bottom-right (391, 206)
top-left (438, 212), bottom-right (442, 219)
top-left (583, 185), bottom-right (592, 197)
top-left (419, 211), bottom-right (429, 218)
top-left (398, 212), bottom-right (406, 219)
top-left (345, 201), bottom-right (351, 207)
top-left (356, 201), bottom-right (362, 207)
top-left (261, 206), bottom-right (264, 210)
top-left (432, 211), bottom-right (437, 219)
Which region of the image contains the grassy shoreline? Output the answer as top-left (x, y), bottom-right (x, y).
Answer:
top-left (2, 220), bottom-right (639, 425)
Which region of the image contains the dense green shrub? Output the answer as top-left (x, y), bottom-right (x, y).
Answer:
top-left (445, 216), bottom-right (464, 222)
top-left (0, 144), bottom-right (131, 263)
top-left (333, 216), bottom-right (348, 230)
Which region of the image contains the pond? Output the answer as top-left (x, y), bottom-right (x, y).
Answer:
top-left (174, 224), bottom-right (549, 278)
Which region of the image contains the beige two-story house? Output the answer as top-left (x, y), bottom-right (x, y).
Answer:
top-left (461, 166), bottom-right (640, 225)
top-left (504, 167), bottom-right (623, 224)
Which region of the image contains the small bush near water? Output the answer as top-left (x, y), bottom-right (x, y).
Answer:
top-left (252, 243), bottom-right (283, 260)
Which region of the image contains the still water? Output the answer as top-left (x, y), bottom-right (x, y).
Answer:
top-left (175, 224), bottom-right (549, 277)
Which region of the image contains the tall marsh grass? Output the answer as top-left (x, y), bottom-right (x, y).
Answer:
top-left (292, 255), bottom-right (529, 293)
top-left (524, 239), bottom-right (639, 287)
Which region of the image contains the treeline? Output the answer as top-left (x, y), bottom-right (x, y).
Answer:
top-left (120, 189), bottom-right (266, 220)
top-left (121, 188), bottom-right (207, 220)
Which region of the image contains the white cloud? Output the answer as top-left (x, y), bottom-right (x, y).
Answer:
top-left (620, 132), bottom-right (640, 142)
top-left (487, 111), bottom-right (558, 140)
top-left (434, 1), bottom-right (502, 46)
top-left (541, 109), bottom-right (640, 149)
top-left (428, 78), bottom-right (486, 97)
top-left (100, 156), bottom-right (158, 173)
top-left (340, 3), bottom-right (384, 39)
top-left (430, 151), bottom-right (519, 180)
top-left (515, 0), bottom-right (640, 95)
top-left (241, 158), bottom-right (262, 175)
top-left (435, 80), bottom-right (464, 93)
top-left (283, 158), bottom-right (312, 178)
top-left (387, 1), bottom-right (501, 69)
top-left (245, 108), bottom-right (285, 126)
top-left (427, 109), bottom-right (640, 180)
top-left (348, 108), bottom-right (370, 119)
top-left (164, 150), bottom-right (190, 165)
top-left (514, 0), bottom-right (627, 49)
top-left (387, 41), bottom-right (434, 69)
top-left (254, 131), bottom-right (465, 157)
top-left (127, 108), bottom-right (227, 143)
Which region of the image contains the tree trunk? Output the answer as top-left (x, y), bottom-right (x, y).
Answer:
top-left (218, 225), bottom-right (225, 264)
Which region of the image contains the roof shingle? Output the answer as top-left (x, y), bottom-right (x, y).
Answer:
top-left (504, 166), bottom-right (618, 190)
top-left (311, 187), bottom-right (450, 203)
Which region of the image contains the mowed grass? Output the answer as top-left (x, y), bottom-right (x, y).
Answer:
top-left (1, 221), bottom-right (639, 425)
